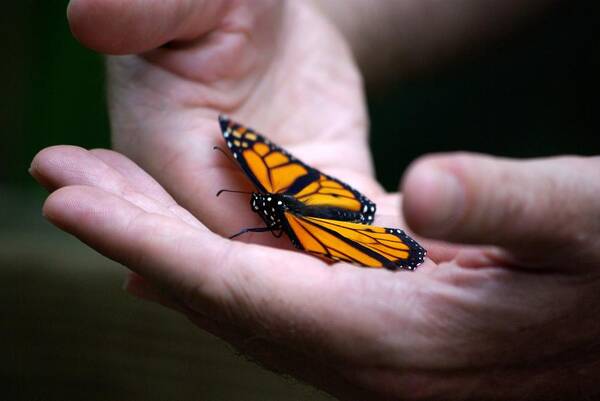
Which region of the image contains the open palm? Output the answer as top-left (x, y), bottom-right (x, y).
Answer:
top-left (30, 1), bottom-right (600, 400)
top-left (97, 0), bottom-right (379, 240)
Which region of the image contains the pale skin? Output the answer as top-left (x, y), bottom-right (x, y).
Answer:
top-left (30, 1), bottom-right (600, 400)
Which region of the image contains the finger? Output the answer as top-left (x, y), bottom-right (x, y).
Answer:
top-left (123, 272), bottom-right (189, 314)
top-left (67, 0), bottom-right (226, 54)
top-left (89, 148), bottom-right (176, 205)
top-left (31, 146), bottom-right (200, 228)
top-left (43, 185), bottom-right (426, 363)
top-left (43, 185), bottom-right (326, 328)
top-left (402, 153), bottom-right (600, 265)
top-left (31, 145), bottom-right (132, 192)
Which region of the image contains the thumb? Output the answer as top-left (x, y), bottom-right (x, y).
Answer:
top-left (401, 153), bottom-right (600, 266)
top-left (67, 0), bottom-right (227, 54)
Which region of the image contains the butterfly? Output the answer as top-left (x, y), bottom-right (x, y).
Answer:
top-left (217, 115), bottom-right (426, 270)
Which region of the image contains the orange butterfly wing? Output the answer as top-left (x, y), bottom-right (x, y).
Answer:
top-left (282, 213), bottom-right (426, 270)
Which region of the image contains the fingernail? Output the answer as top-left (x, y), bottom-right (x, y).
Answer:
top-left (419, 168), bottom-right (465, 235)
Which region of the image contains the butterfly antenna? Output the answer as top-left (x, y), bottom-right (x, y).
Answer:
top-left (229, 226), bottom-right (274, 239)
top-left (213, 145), bottom-right (236, 163)
top-left (216, 189), bottom-right (253, 197)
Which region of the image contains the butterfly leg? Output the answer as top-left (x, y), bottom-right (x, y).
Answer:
top-left (229, 226), bottom-right (276, 240)
top-left (273, 229), bottom-right (284, 238)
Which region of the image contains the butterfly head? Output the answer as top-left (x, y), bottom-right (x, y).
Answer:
top-left (250, 193), bottom-right (286, 228)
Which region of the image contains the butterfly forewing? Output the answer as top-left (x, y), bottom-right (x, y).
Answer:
top-left (219, 115), bottom-right (376, 224)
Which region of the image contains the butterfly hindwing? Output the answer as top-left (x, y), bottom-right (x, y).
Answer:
top-left (281, 212), bottom-right (426, 270)
top-left (290, 174), bottom-right (376, 223)
top-left (219, 115), bottom-right (376, 223)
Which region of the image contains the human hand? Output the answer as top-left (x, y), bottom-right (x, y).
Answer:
top-left (35, 1), bottom-right (598, 399)
top-left (67, 0), bottom-right (378, 241)
top-left (31, 149), bottom-right (600, 400)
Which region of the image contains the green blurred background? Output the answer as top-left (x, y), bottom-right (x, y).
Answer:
top-left (2, 1), bottom-right (598, 400)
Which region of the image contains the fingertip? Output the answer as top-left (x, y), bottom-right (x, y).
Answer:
top-left (401, 155), bottom-right (466, 238)
top-left (68, 0), bottom-right (148, 54)
top-left (68, 0), bottom-right (109, 52)
top-left (42, 185), bottom-right (129, 238)
top-left (31, 145), bottom-right (88, 191)
top-left (42, 185), bottom-right (85, 229)
top-left (31, 145), bottom-right (88, 170)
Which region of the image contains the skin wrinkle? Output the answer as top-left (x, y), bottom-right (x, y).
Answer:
top-left (477, 282), bottom-right (592, 365)
top-left (175, 0), bottom-right (227, 43)
top-left (110, 56), bottom-right (233, 115)
top-left (122, 211), bottom-right (171, 270)
top-left (357, 275), bottom-right (427, 364)
top-left (242, 2), bottom-right (369, 157)
top-left (411, 281), bottom-right (488, 364)
top-left (89, 147), bottom-right (203, 228)
top-left (515, 161), bottom-right (600, 268)
top-left (412, 268), bottom-right (546, 366)
top-left (165, 31), bottom-right (255, 82)
top-left (194, 244), bottom-right (324, 350)
top-left (89, 149), bottom-right (173, 200)
top-left (182, 239), bottom-right (263, 323)
top-left (44, 149), bottom-right (112, 190)
top-left (143, 2), bottom-right (277, 85)
top-left (54, 187), bottom-right (146, 265)
top-left (203, 12), bottom-right (279, 111)
top-left (249, 265), bottom-right (363, 363)
top-left (110, 56), bottom-right (176, 103)
top-left (225, 247), bottom-right (277, 326)
top-left (488, 163), bottom-right (540, 244)
top-left (164, 203), bottom-right (202, 228)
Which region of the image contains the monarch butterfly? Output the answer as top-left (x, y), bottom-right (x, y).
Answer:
top-left (217, 115), bottom-right (426, 270)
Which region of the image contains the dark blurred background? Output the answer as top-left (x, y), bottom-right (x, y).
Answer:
top-left (2, 1), bottom-right (598, 400)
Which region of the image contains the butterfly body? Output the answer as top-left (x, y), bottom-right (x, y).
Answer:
top-left (219, 115), bottom-right (426, 270)
top-left (250, 192), bottom-right (287, 230)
